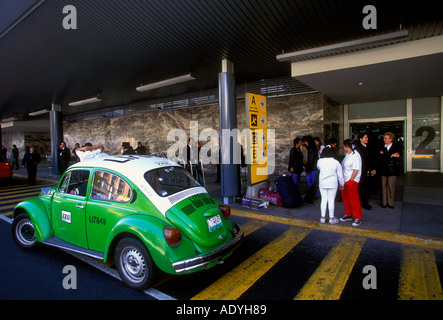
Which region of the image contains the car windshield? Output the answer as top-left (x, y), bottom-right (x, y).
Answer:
top-left (144, 166), bottom-right (200, 197)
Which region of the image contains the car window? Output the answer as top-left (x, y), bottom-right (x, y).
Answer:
top-left (58, 170), bottom-right (90, 197)
top-left (91, 170), bottom-right (132, 203)
top-left (144, 166), bottom-right (200, 197)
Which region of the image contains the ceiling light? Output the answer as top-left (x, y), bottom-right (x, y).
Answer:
top-left (1, 117), bottom-right (18, 122)
top-left (136, 73), bottom-right (195, 92)
top-left (69, 96), bottom-right (102, 107)
top-left (276, 30), bottom-right (409, 62)
top-left (29, 108), bottom-right (50, 116)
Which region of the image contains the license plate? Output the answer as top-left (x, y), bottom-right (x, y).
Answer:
top-left (207, 215), bottom-right (222, 232)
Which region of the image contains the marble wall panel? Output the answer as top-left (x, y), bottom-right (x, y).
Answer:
top-left (63, 93), bottom-right (342, 176)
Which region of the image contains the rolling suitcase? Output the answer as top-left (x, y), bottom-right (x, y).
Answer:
top-left (274, 175), bottom-right (303, 208)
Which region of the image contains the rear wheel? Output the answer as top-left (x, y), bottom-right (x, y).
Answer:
top-left (115, 237), bottom-right (154, 291)
top-left (12, 213), bottom-right (38, 249)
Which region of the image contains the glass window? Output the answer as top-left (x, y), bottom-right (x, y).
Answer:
top-left (412, 97), bottom-right (441, 170)
top-left (144, 166), bottom-right (200, 197)
top-left (91, 171), bottom-right (132, 203)
top-left (58, 170), bottom-right (90, 197)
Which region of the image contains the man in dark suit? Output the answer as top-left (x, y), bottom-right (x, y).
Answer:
top-left (22, 146), bottom-right (41, 185)
top-left (58, 141), bottom-right (71, 174)
top-left (354, 133), bottom-right (376, 210)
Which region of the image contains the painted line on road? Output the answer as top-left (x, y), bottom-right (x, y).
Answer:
top-left (294, 235), bottom-right (365, 300)
top-left (66, 251), bottom-right (176, 300)
top-left (191, 227), bottom-right (310, 300)
top-left (398, 245), bottom-right (443, 300)
top-left (0, 216), bottom-right (175, 300)
top-left (232, 208), bottom-right (443, 251)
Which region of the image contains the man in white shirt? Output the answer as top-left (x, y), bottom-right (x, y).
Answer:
top-left (75, 143), bottom-right (106, 162)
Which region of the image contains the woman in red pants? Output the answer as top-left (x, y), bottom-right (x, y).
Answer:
top-left (340, 139), bottom-right (363, 226)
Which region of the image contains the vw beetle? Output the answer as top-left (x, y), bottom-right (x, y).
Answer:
top-left (12, 155), bottom-right (243, 290)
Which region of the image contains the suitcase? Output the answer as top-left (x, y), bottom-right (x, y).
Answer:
top-left (258, 188), bottom-right (283, 206)
top-left (274, 175), bottom-right (303, 208)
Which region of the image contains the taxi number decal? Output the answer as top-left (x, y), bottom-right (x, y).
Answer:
top-left (89, 216), bottom-right (106, 225)
top-left (62, 210), bottom-right (71, 224)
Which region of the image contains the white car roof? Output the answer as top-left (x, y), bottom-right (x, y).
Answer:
top-left (68, 154), bottom-right (207, 216)
top-left (70, 154), bottom-right (180, 178)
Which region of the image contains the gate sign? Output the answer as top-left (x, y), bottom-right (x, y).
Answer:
top-left (246, 93), bottom-right (268, 185)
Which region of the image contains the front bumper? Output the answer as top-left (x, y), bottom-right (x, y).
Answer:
top-left (172, 224), bottom-right (244, 273)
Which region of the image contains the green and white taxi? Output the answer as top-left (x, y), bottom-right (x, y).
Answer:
top-left (12, 155), bottom-right (243, 290)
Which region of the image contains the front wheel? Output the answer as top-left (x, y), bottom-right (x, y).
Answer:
top-left (12, 213), bottom-right (38, 249)
top-left (115, 237), bottom-right (154, 291)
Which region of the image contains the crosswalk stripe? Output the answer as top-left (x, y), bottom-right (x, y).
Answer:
top-left (191, 227), bottom-right (310, 300)
top-left (0, 193), bottom-right (41, 205)
top-left (294, 235), bottom-right (366, 300)
top-left (398, 246), bottom-right (443, 300)
top-left (240, 219), bottom-right (268, 237)
top-left (0, 189), bottom-right (44, 197)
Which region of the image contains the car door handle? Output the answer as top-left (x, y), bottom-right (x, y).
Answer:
top-left (76, 204), bottom-right (85, 209)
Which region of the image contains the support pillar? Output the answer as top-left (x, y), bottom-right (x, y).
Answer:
top-left (219, 59), bottom-right (239, 204)
top-left (50, 103), bottom-right (63, 176)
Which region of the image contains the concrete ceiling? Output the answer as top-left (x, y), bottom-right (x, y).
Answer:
top-left (0, 0), bottom-right (442, 126)
top-left (294, 51), bottom-right (443, 105)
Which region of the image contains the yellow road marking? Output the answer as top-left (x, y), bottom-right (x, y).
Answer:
top-left (294, 235), bottom-right (365, 300)
top-left (0, 189), bottom-right (43, 197)
top-left (0, 193), bottom-right (41, 205)
top-left (398, 246), bottom-right (443, 300)
top-left (240, 219), bottom-right (268, 237)
top-left (192, 227), bottom-right (310, 300)
top-left (232, 209), bottom-right (443, 250)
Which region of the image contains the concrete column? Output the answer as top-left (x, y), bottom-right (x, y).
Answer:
top-left (219, 59), bottom-right (239, 204)
top-left (50, 103), bottom-right (63, 176)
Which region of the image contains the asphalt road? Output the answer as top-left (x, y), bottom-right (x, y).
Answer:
top-left (2, 214), bottom-right (442, 301)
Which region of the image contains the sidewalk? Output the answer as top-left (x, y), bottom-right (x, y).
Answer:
top-left (13, 162), bottom-right (443, 240)
top-left (207, 172), bottom-right (443, 240)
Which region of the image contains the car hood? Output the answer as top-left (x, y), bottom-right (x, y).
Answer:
top-left (166, 193), bottom-right (230, 250)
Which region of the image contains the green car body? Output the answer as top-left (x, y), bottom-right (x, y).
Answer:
top-left (12, 155), bottom-right (243, 290)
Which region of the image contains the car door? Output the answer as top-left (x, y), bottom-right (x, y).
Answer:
top-left (52, 169), bottom-right (90, 248)
top-left (86, 170), bottom-right (134, 252)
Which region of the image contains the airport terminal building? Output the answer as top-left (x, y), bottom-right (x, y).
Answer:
top-left (1, 1), bottom-right (442, 176)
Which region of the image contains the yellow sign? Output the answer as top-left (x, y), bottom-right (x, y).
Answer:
top-left (246, 93), bottom-right (268, 185)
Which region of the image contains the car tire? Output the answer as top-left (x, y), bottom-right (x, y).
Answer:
top-left (115, 237), bottom-right (154, 291)
top-left (12, 213), bottom-right (39, 249)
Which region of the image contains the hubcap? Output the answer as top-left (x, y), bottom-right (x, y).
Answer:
top-left (120, 247), bottom-right (146, 283)
top-left (16, 219), bottom-right (36, 246)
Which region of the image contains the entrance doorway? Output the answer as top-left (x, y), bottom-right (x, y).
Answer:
top-left (350, 120), bottom-right (405, 173)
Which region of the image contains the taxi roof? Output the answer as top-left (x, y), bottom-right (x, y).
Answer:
top-left (70, 155), bottom-right (180, 180)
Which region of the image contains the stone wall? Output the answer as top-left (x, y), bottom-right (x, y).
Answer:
top-left (63, 92), bottom-right (342, 175)
top-left (1, 131), bottom-right (51, 160)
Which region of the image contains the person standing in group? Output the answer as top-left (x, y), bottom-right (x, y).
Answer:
top-left (288, 137), bottom-right (304, 193)
top-left (58, 141), bottom-right (71, 174)
top-left (313, 137), bottom-right (325, 158)
top-left (11, 145), bottom-right (19, 170)
top-left (317, 147), bottom-right (344, 224)
top-left (134, 141), bottom-right (148, 155)
top-left (302, 135), bottom-right (319, 203)
top-left (379, 132), bottom-right (401, 209)
top-left (22, 146), bottom-right (41, 185)
top-left (340, 139), bottom-right (363, 226)
top-left (354, 133), bottom-right (376, 210)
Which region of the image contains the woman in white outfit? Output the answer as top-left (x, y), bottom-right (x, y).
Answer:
top-left (317, 146), bottom-right (345, 224)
